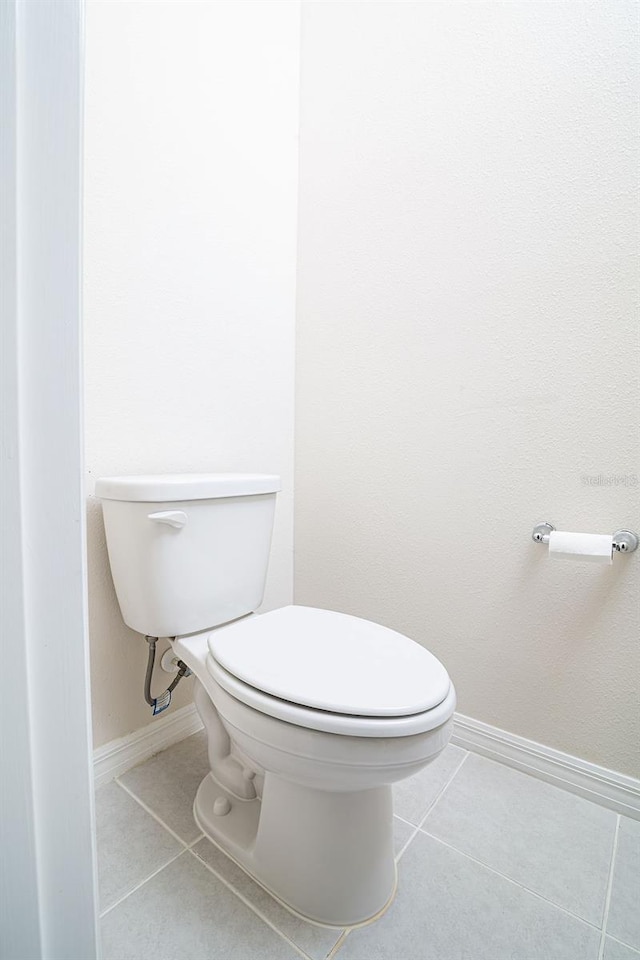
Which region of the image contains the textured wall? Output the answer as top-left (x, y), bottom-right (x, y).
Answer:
top-left (296, 1), bottom-right (639, 774)
top-left (84, 0), bottom-right (299, 747)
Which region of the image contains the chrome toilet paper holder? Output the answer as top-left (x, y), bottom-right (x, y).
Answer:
top-left (532, 522), bottom-right (638, 554)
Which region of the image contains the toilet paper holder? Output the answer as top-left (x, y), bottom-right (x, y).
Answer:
top-left (532, 523), bottom-right (638, 553)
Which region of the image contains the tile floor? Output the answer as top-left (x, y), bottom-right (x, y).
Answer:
top-left (97, 731), bottom-right (639, 960)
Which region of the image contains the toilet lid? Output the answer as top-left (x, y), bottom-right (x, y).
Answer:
top-left (207, 605), bottom-right (450, 717)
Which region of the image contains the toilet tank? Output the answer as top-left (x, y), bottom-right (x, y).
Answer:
top-left (95, 474), bottom-right (279, 638)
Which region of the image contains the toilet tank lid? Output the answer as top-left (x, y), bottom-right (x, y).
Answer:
top-left (95, 473), bottom-right (281, 502)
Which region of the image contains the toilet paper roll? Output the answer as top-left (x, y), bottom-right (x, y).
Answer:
top-left (548, 531), bottom-right (613, 565)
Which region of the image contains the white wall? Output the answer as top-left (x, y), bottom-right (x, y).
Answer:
top-left (84, 0), bottom-right (299, 747)
top-left (296, 1), bottom-right (640, 775)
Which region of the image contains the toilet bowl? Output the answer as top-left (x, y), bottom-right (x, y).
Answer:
top-left (172, 605), bottom-right (456, 927)
top-left (96, 473), bottom-right (455, 927)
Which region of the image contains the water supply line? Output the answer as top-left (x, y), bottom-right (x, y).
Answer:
top-left (144, 636), bottom-right (191, 716)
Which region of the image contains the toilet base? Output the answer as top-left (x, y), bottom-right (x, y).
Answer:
top-left (194, 771), bottom-right (397, 927)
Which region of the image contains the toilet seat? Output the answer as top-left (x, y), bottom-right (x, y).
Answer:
top-left (206, 653), bottom-right (456, 738)
top-left (206, 605), bottom-right (454, 738)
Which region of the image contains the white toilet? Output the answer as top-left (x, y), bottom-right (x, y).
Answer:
top-left (97, 473), bottom-right (456, 927)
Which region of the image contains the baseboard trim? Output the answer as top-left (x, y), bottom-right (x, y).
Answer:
top-left (93, 703), bottom-right (203, 788)
top-left (452, 713), bottom-right (640, 820)
top-left (92, 704), bottom-right (639, 819)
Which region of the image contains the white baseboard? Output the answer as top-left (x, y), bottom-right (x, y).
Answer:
top-left (93, 703), bottom-right (203, 788)
top-left (452, 713), bottom-right (640, 820)
top-left (92, 703), bottom-right (640, 820)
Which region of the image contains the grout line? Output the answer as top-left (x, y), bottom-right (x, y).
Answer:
top-left (186, 847), bottom-right (314, 960)
top-left (598, 814), bottom-right (621, 960)
top-left (393, 812), bottom-right (417, 828)
top-left (420, 830), bottom-right (605, 932)
top-left (99, 848), bottom-right (188, 919)
top-left (393, 750), bottom-right (471, 862)
top-left (115, 777), bottom-right (192, 849)
top-left (415, 749), bottom-right (470, 830)
top-left (605, 935), bottom-right (640, 956)
top-left (187, 831), bottom-right (205, 849)
top-left (394, 820), bottom-right (421, 862)
top-left (326, 928), bottom-right (351, 959)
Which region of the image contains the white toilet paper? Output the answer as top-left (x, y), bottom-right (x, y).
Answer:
top-left (548, 531), bottom-right (613, 565)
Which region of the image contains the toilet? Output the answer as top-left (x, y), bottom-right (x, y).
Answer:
top-left (96, 473), bottom-right (456, 927)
